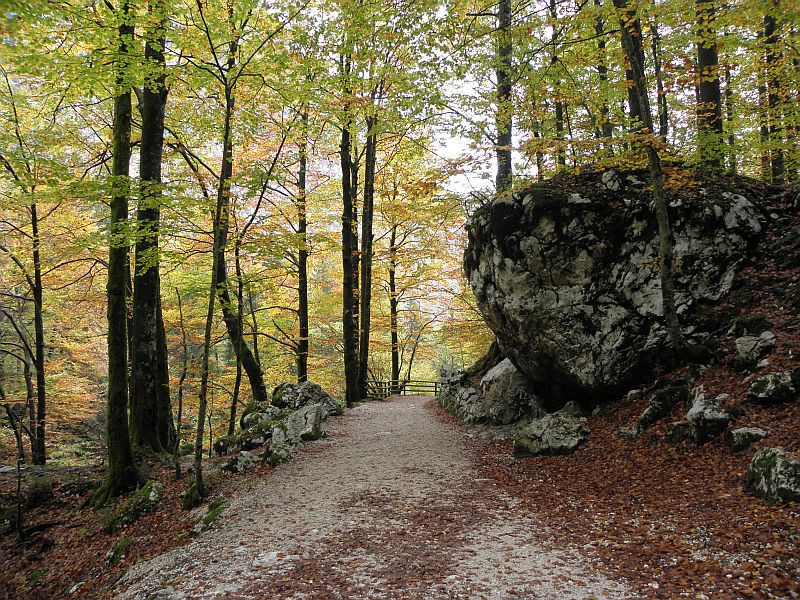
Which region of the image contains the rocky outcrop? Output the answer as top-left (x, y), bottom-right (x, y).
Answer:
top-left (686, 388), bottom-right (732, 444)
top-left (513, 409), bottom-right (589, 456)
top-left (438, 359), bottom-right (545, 426)
top-left (745, 447), bottom-right (800, 504)
top-left (464, 169), bottom-right (762, 401)
top-left (271, 381), bottom-right (344, 418)
top-left (748, 371), bottom-right (798, 404)
top-left (725, 427), bottom-right (767, 452)
top-left (735, 331), bottom-right (776, 365)
top-left (636, 382), bottom-right (689, 433)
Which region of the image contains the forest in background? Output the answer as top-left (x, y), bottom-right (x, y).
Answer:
top-left (0, 0), bottom-right (798, 487)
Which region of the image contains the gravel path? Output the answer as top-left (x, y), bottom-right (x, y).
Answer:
top-left (118, 396), bottom-right (628, 599)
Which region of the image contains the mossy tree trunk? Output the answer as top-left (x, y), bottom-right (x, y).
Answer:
top-left (130, 7), bottom-right (173, 454)
top-left (94, 0), bottom-right (142, 506)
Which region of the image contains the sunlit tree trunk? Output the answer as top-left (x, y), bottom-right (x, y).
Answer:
top-left (495, 0), bottom-right (513, 194)
top-left (696, 0), bottom-right (723, 168)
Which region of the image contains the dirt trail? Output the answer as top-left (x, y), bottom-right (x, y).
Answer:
top-left (117, 396), bottom-right (628, 599)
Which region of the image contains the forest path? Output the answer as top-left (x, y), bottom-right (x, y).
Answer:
top-left (117, 395), bottom-right (628, 599)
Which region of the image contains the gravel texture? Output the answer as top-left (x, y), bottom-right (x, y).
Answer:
top-left (118, 396), bottom-right (628, 599)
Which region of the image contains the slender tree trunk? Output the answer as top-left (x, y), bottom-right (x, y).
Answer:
top-left (228, 237), bottom-right (243, 437)
top-left (357, 117), bottom-right (377, 400)
top-left (156, 300), bottom-right (174, 449)
top-left (724, 65), bottom-right (737, 174)
top-left (651, 22), bottom-right (669, 140)
top-left (93, 0), bottom-right (141, 505)
top-left (496, 0), bottom-right (513, 194)
top-left (758, 52), bottom-right (771, 180)
top-left (595, 1), bottom-right (614, 149)
top-left (696, 0), bottom-right (723, 168)
top-left (214, 76), bottom-right (268, 404)
top-left (613, 0), bottom-right (686, 353)
top-left (340, 56), bottom-right (359, 408)
top-left (764, 6), bottom-right (784, 182)
top-left (388, 226), bottom-right (400, 394)
top-left (297, 111), bottom-right (309, 383)
top-left (174, 288), bottom-right (187, 479)
top-left (30, 204), bottom-right (46, 465)
top-left (131, 10), bottom-right (171, 453)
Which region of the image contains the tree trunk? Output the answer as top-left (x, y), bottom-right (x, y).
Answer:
top-left (174, 288), bottom-right (187, 479)
top-left (651, 22), bottom-right (668, 140)
top-left (340, 55), bottom-right (359, 408)
top-left (764, 6), bottom-right (784, 182)
top-left (388, 226), bottom-right (400, 394)
top-left (297, 111), bottom-right (309, 383)
top-left (131, 12), bottom-right (170, 453)
top-left (30, 203), bottom-right (46, 465)
top-left (696, 0), bottom-right (723, 168)
top-left (357, 118), bottom-right (377, 401)
top-left (613, 0), bottom-right (686, 353)
top-left (228, 237), bottom-right (243, 437)
top-left (213, 74), bottom-right (268, 405)
top-left (93, 0), bottom-right (142, 505)
top-left (496, 0), bottom-right (513, 194)
top-left (595, 1), bottom-right (614, 149)
top-left (724, 65), bottom-right (737, 174)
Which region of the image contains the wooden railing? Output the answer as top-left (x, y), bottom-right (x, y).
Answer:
top-left (365, 380), bottom-right (441, 400)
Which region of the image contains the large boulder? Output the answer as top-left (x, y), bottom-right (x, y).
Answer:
top-left (512, 410), bottom-right (589, 456)
top-left (271, 381), bottom-right (343, 417)
top-left (272, 403), bottom-right (324, 447)
top-left (745, 447), bottom-right (800, 504)
top-left (464, 169), bottom-right (762, 399)
top-left (296, 381), bottom-right (344, 418)
top-left (479, 358), bottom-right (546, 424)
top-left (437, 385), bottom-right (486, 424)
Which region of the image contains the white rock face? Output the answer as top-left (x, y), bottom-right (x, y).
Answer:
top-left (464, 170), bottom-right (762, 396)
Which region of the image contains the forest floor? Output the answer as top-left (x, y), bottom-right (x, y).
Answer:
top-left (0, 391), bottom-right (798, 598)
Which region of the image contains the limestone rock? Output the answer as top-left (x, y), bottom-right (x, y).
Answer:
top-left (271, 381), bottom-right (342, 417)
top-left (637, 383), bottom-right (689, 433)
top-left (665, 422), bottom-right (691, 444)
top-left (271, 382), bottom-right (300, 409)
top-left (296, 381), bottom-right (344, 418)
top-left (726, 427), bottom-right (767, 452)
top-left (273, 403), bottom-right (323, 446)
top-left (437, 385), bottom-right (485, 424)
top-left (686, 389), bottom-right (732, 444)
top-left (464, 169), bottom-right (762, 399)
top-left (745, 447), bottom-right (800, 504)
top-left (513, 413), bottom-right (589, 456)
top-left (748, 372), bottom-right (797, 404)
top-left (240, 403), bottom-right (280, 430)
top-left (735, 331), bottom-right (776, 364)
top-left (221, 451), bottom-right (255, 473)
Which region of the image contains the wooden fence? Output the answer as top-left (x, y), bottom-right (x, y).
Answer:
top-left (365, 380), bottom-right (441, 400)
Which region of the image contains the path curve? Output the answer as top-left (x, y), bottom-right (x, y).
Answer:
top-left (118, 396), bottom-right (628, 599)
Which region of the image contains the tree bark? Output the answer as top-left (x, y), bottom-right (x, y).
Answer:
top-left (595, 0), bottom-right (614, 149)
top-left (93, 0), bottom-right (142, 505)
top-left (297, 111), bottom-right (309, 383)
top-left (651, 22), bottom-right (669, 140)
top-left (130, 9), bottom-right (171, 453)
top-left (613, 0), bottom-right (687, 353)
top-left (340, 55), bottom-right (359, 408)
top-left (696, 0), bottom-right (723, 168)
top-left (388, 225), bottom-right (400, 394)
top-left (30, 203), bottom-right (46, 465)
top-left (495, 0), bottom-right (513, 194)
top-left (357, 117), bottom-right (377, 400)
top-left (764, 5), bottom-right (784, 182)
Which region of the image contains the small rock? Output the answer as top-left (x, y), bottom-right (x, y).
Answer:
top-left (221, 451), bottom-right (255, 473)
top-left (601, 169), bottom-right (621, 191)
top-left (745, 447), bottom-right (800, 504)
top-left (686, 388), bottom-right (732, 444)
top-left (637, 383), bottom-right (689, 432)
top-left (735, 331), bottom-right (776, 364)
top-left (68, 582), bottom-right (85, 595)
top-left (513, 413), bottom-right (588, 456)
top-left (748, 372), bottom-right (797, 404)
top-left (726, 427), bottom-right (767, 452)
top-left (665, 422), bottom-right (691, 444)
top-left (617, 426), bottom-right (638, 440)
